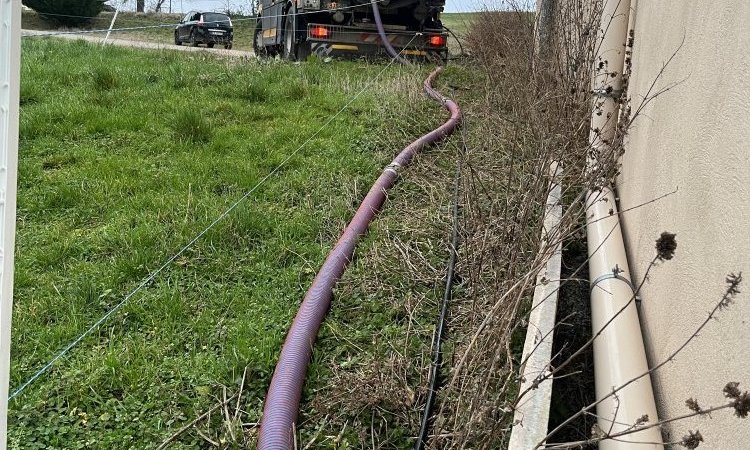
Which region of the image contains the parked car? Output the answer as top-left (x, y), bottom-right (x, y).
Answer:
top-left (175, 11), bottom-right (233, 49)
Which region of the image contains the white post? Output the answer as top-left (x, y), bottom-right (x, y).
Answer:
top-left (0, 0), bottom-right (21, 448)
top-left (103, 0), bottom-right (128, 45)
top-left (508, 162), bottom-right (563, 450)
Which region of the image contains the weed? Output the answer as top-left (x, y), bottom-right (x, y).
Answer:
top-left (234, 83), bottom-right (270, 103)
top-left (172, 110), bottom-right (212, 143)
top-left (41, 153), bottom-right (77, 171)
top-left (19, 83), bottom-right (40, 106)
top-left (283, 81), bottom-right (309, 100)
top-left (92, 66), bottom-right (119, 91)
top-left (144, 71), bottom-right (159, 84)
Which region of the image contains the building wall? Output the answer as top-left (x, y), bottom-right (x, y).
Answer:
top-left (618, 1), bottom-right (750, 447)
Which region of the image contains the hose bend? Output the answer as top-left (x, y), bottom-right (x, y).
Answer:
top-left (370, 0), bottom-right (411, 65)
top-left (256, 67), bottom-right (461, 449)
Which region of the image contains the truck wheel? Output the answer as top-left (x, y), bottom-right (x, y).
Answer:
top-left (282, 17), bottom-right (297, 61)
top-left (190, 30), bottom-right (198, 47)
top-left (297, 40), bottom-right (310, 61)
top-left (174, 31), bottom-right (181, 45)
top-left (253, 20), bottom-right (267, 57)
top-left (283, 16), bottom-right (310, 61)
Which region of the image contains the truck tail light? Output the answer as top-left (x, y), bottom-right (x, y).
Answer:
top-left (428, 35), bottom-right (446, 47)
top-left (310, 26), bottom-right (329, 38)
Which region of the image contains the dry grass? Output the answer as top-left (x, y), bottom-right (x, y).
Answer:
top-left (303, 140), bottom-right (460, 448)
top-left (428, 5), bottom-right (616, 449)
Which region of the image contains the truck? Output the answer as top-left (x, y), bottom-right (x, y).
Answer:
top-left (252, 0), bottom-right (448, 61)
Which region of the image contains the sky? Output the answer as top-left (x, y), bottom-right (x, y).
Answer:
top-left (108, 0), bottom-right (533, 15)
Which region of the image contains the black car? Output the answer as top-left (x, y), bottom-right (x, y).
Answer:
top-left (175, 11), bottom-right (233, 49)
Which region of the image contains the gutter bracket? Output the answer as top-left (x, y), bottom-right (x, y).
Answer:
top-left (590, 272), bottom-right (641, 304)
top-left (591, 87), bottom-right (624, 99)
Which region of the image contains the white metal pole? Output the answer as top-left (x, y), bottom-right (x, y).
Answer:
top-left (0, 0), bottom-right (21, 448)
top-left (103, 0), bottom-right (128, 45)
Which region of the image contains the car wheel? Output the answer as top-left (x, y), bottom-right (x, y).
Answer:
top-left (207, 43), bottom-right (215, 48)
top-left (190, 30), bottom-right (198, 47)
top-left (253, 20), bottom-right (267, 57)
top-left (174, 31), bottom-right (181, 46)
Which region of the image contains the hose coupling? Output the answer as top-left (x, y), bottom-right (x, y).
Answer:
top-left (385, 161), bottom-right (401, 175)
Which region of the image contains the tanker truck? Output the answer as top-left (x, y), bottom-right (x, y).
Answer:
top-left (252, 0), bottom-right (448, 60)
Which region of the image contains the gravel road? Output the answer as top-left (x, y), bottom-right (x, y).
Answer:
top-left (22, 29), bottom-right (255, 58)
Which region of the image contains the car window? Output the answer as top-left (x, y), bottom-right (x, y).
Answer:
top-left (181, 13), bottom-right (191, 23)
top-left (190, 12), bottom-right (201, 21)
top-left (202, 13), bottom-right (230, 23)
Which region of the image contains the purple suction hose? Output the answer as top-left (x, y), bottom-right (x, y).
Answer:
top-left (370, 0), bottom-right (411, 65)
top-left (257, 67), bottom-right (461, 449)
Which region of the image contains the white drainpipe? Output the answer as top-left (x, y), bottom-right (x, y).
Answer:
top-left (586, 0), bottom-right (663, 448)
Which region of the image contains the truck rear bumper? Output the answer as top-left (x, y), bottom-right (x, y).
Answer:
top-left (305, 23), bottom-right (448, 59)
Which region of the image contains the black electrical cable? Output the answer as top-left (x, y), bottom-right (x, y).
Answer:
top-left (414, 121), bottom-right (464, 450)
top-left (442, 24), bottom-right (467, 58)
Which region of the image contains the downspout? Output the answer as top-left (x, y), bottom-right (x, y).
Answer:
top-left (586, 0), bottom-right (663, 448)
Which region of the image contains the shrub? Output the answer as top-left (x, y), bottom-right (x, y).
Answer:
top-left (22, 0), bottom-right (106, 26)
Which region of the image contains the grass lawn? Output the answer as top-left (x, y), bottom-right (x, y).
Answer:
top-left (10, 38), bottom-right (439, 449)
top-left (21, 10), bottom-right (257, 51)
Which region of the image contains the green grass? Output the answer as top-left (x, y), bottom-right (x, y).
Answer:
top-left (440, 12), bottom-right (477, 55)
top-left (10, 38), bottom-right (435, 449)
top-left (441, 12), bottom-right (476, 38)
top-left (21, 10), bottom-right (257, 51)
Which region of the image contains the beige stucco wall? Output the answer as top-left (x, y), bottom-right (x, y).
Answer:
top-left (618, 1), bottom-right (750, 448)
